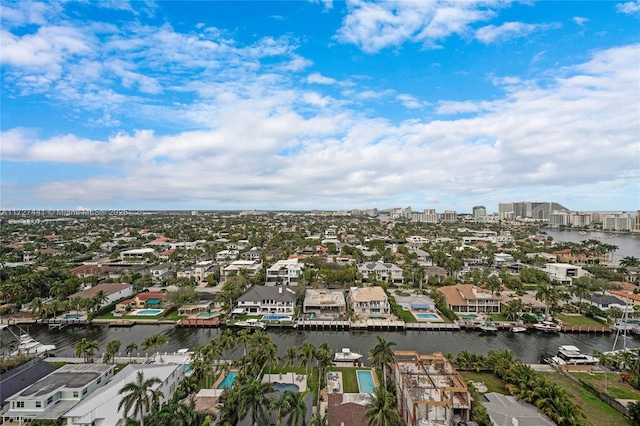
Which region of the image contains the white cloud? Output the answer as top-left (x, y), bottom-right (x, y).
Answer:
top-left (475, 21), bottom-right (556, 44)
top-left (4, 44), bottom-right (638, 209)
top-left (307, 73), bottom-right (336, 85)
top-left (336, 0), bottom-right (504, 53)
top-left (396, 94), bottom-right (425, 109)
top-left (573, 16), bottom-right (589, 26)
top-left (617, 0), bottom-right (640, 14)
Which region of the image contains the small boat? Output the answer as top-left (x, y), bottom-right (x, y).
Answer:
top-left (511, 326), bottom-right (527, 333)
top-left (478, 322), bottom-right (498, 332)
top-left (533, 321), bottom-right (562, 332)
top-left (334, 348), bottom-right (363, 362)
top-left (578, 231), bottom-right (587, 235)
top-left (550, 345), bottom-right (598, 365)
top-left (234, 319), bottom-right (266, 330)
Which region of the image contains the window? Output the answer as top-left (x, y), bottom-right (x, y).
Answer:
top-left (97, 378), bottom-right (101, 384)
top-left (82, 389), bottom-right (88, 395)
top-left (35, 401), bottom-right (41, 408)
top-left (16, 401), bottom-right (25, 408)
top-left (47, 396), bottom-right (53, 404)
top-left (73, 392), bottom-right (79, 398)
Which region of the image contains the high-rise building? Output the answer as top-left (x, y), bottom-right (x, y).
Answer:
top-left (549, 210), bottom-right (571, 227)
top-left (498, 201), bottom-right (569, 221)
top-left (571, 213), bottom-right (592, 227)
top-left (602, 212), bottom-right (634, 231)
top-left (472, 205), bottom-right (486, 219)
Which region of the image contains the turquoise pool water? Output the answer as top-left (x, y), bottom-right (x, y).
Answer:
top-left (65, 314), bottom-right (82, 319)
top-left (262, 314), bottom-right (291, 321)
top-left (415, 313), bottom-right (439, 319)
top-left (357, 370), bottom-right (375, 394)
top-left (273, 382), bottom-right (299, 392)
top-left (218, 371), bottom-right (238, 389)
top-left (460, 314), bottom-right (479, 320)
top-left (197, 311), bottom-right (219, 318)
top-left (135, 309), bottom-right (163, 316)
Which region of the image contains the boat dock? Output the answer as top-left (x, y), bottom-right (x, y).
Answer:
top-left (561, 325), bottom-right (611, 333)
top-left (176, 318), bottom-right (220, 328)
top-left (108, 320), bottom-right (136, 327)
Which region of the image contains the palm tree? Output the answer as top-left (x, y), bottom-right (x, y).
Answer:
top-left (310, 412), bottom-right (329, 426)
top-left (75, 338), bottom-right (99, 363)
top-left (126, 342), bottom-right (139, 357)
top-left (364, 386), bottom-right (402, 426)
top-left (218, 328), bottom-right (236, 354)
top-left (237, 377), bottom-right (274, 426)
top-left (105, 339), bottom-right (121, 364)
top-left (299, 342), bottom-right (316, 378)
top-left (141, 333), bottom-right (169, 355)
top-left (236, 328), bottom-right (251, 357)
top-left (621, 256), bottom-right (640, 267)
top-left (269, 391), bottom-right (290, 426)
top-left (571, 279), bottom-right (591, 311)
top-left (368, 336), bottom-right (396, 388)
top-left (283, 390), bottom-right (308, 426)
top-left (118, 371), bottom-right (163, 426)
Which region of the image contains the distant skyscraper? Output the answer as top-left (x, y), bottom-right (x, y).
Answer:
top-left (602, 212), bottom-right (633, 231)
top-left (498, 201), bottom-right (568, 221)
top-left (472, 206), bottom-right (486, 219)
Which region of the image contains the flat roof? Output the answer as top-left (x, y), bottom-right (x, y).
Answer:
top-left (9, 364), bottom-right (113, 401)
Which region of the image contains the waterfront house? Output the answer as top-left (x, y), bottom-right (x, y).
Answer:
top-left (3, 364), bottom-right (114, 424)
top-left (483, 392), bottom-right (554, 425)
top-left (326, 393), bottom-right (367, 426)
top-left (63, 364), bottom-right (184, 426)
top-left (68, 283), bottom-right (133, 308)
top-left (149, 262), bottom-right (173, 283)
top-left (220, 260), bottom-right (262, 284)
top-left (178, 300), bottom-right (217, 316)
top-left (588, 293), bottom-right (629, 312)
top-left (393, 351), bottom-right (471, 426)
top-left (115, 291), bottom-right (165, 313)
top-left (0, 360), bottom-right (57, 415)
top-left (348, 286), bottom-right (391, 318)
top-left (236, 285), bottom-right (296, 315)
top-left (438, 284), bottom-right (501, 314)
top-left (303, 289), bottom-right (347, 319)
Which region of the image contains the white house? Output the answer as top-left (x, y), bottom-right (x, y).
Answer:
top-left (266, 259), bottom-right (302, 286)
top-left (348, 286), bottom-right (391, 318)
top-left (68, 283), bottom-right (133, 307)
top-left (357, 262), bottom-right (404, 284)
top-left (3, 364), bottom-right (114, 424)
top-left (543, 263), bottom-right (591, 285)
top-left (63, 363), bottom-right (185, 426)
top-left (220, 260), bottom-right (262, 283)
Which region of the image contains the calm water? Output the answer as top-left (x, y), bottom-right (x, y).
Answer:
top-left (541, 229), bottom-right (640, 261)
top-left (19, 324), bottom-right (640, 364)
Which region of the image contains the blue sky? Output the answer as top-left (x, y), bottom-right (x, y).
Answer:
top-left (1, 0), bottom-right (639, 213)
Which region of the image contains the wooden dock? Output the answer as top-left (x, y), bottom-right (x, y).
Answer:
top-left (176, 318), bottom-right (219, 328)
top-left (561, 324), bottom-right (611, 333)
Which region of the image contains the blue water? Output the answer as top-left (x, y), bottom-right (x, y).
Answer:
top-left (218, 371), bottom-right (238, 389)
top-left (357, 370), bottom-right (376, 393)
top-left (416, 313), bottom-right (439, 319)
top-left (197, 311), bottom-right (219, 318)
top-left (136, 309), bottom-right (163, 316)
top-left (262, 315), bottom-right (291, 321)
top-left (273, 382), bottom-right (299, 392)
top-left (65, 314), bottom-right (82, 319)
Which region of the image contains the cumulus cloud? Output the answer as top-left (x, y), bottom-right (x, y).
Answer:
top-left (336, 0), bottom-right (505, 53)
top-left (617, 0), bottom-right (640, 14)
top-left (307, 72), bottom-right (336, 85)
top-left (4, 44), bottom-right (638, 209)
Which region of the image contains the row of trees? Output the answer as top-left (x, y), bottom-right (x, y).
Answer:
top-left (73, 333), bottom-right (169, 364)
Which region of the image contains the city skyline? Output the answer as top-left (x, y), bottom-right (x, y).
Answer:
top-left (1, 1), bottom-right (639, 211)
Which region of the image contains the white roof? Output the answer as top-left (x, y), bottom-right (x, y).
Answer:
top-left (63, 364), bottom-right (181, 425)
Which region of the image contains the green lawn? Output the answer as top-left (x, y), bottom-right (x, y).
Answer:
top-left (488, 314), bottom-right (509, 322)
top-left (162, 311), bottom-right (185, 321)
top-left (557, 314), bottom-right (603, 326)
top-left (329, 367), bottom-right (360, 393)
top-left (572, 371), bottom-right (640, 400)
top-left (542, 372), bottom-right (631, 425)
top-left (459, 372), bottom-right (510, 395)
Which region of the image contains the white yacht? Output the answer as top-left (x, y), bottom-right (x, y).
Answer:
top-left (550, 345), bottom-right (598, 365)
top-left (234, 318), bottom-right (266, 330)
top-left (334, 348), bottom-right (363, 362)
top-left (11, 333), bottom-right (56, 356)
top-left (533, 321), bottom-right (562, 332)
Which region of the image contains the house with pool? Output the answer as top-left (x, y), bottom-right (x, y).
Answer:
top-left (236, 285), bottom-right (296, 315)
top-left (348, 286), bottom-right (391, 319)
top-left (115, 291), bottom-right (166, 314)
top-left (67, 283), bottom-right (133, 308)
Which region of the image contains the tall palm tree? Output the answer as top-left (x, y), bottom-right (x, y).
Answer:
top-left (368, 336), bottom-right (396, 388)
top-left (105, 339), bottom-right (121, 364)
top-left (283, 390), bottom-right (308, 426)
top-left (141, 333), bottom-right (169, 355)
top-left (218, 328), bottom-right (236, 354)
top-left (269, 391), bottom-right (290, 426)
top-left (75, 338), bottom-right (99, 363)
top-left (310, 412), bottom-right (329, 426)
top-left (236, 328), bottom-right (251, 357)
top-left (118, 371), bottom-right (163, 426)
top-left (237, 377), bottom-right (274, 426)
top-left (364, 386), bottom-right (402, 426)
top-left (126, 342), bottom-right (139, 356)
top-left (299, 342), bottom-right (316, 378)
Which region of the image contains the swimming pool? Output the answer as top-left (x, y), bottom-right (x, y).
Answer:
top-left (132, 309), bottom-right (164, 316)
top-left (262, 314), bottom-right (292, 321)
top-left (273, 382), bottom-right (300, 392)
top-left (415, 313), bottom-right (439, 319)
top-left (217, 371), bottom-right (238, 389)
top-left (357, 370), bottom-right (376, 394)
top-left (460, 314), bottom-right (479, 320)
top-left (65, 313), bottom-right (82, 319)
top-left (197, 311), bottom-right (219, 318)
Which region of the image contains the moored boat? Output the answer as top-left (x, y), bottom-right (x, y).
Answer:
top-left (550, 345), bottom-right (598, 365)
top-left (334, 348), bottom-right (363, 362)
top-left (234, 319), bottom-right (266, 330)
top-left (11, 333), bottom-right (56, 356)
top-left (533, 321), bottom-right (562, 332)
top-left (478, 322), bottom-right (498, 332)
top-left (511, 326), bottom-right (527, 333)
